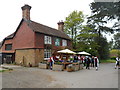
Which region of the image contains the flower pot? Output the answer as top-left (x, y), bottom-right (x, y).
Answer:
top-left (39, 63), bottom-right (47, 69)
top-left (52, 64), bottom-right (64, 71)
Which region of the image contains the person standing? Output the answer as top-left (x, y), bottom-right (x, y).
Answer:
top-left (78, 55), bottom-right (81, 63)
top-left (74, 55), bottom-right (78, 62)
top-left (94, 56), bottom-right (99, 71)
top-left (81, 56), bottom-right (86, 66)
top-left (91, 56), bottom-right (95, 67)
top-left (115, 56), bottom-right (120, 69)
top-left (49, 55), bottom-right (54, 70)
top-left (86, 56), bottom-right (91, 69)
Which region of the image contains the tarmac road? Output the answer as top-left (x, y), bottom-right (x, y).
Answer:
top-left (1, 63), bottom-right (119, 88)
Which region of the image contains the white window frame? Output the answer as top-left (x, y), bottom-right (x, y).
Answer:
top-left (44, 35), bottom-right (52, 44)
top-left (44, 49), bottom-right (52, 60)
top-left (62, 39), bottom-right (67, 46)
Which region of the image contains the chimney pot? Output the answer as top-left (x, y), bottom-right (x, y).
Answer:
top-left (57, 21), bottom-right (64, 31)
top-left (21, 4), bottom-right (31, 20)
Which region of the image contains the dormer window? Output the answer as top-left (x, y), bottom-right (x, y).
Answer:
top-left (44, 36), bottom-right (52, 44)
top-left (5, 44), bottom-right (12, 50)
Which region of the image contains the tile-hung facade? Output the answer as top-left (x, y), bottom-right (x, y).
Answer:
top-left (0, 4), bottom-right (72, 66)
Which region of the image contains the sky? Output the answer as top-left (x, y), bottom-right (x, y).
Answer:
top-left (0, 0), bottom-right (94, 42)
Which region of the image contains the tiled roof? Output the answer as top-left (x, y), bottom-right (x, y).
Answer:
top-left (28, 20), bottom-right (71, 40)
top-left (2, 19), bottom-right (71, 47)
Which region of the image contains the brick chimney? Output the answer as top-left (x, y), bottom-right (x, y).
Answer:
top-left (57, 21), bottom-right (64, 31)
top-left (21, 4), bottom-right (31, 20)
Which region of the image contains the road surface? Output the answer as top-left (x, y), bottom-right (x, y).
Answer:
top-left (1, 63), bottom-right (118, 88)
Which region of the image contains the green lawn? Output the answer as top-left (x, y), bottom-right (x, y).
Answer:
top-left (0, 70), bottom-right (6, 72)
top-left (0, 68), bottom-right (13, 72)
top-left (100, 59), bottom-right (116, 63)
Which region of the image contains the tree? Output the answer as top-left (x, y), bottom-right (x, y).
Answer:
top-left (77, 25), bottom-right (99, 56)
top-left (64, 10), bottom-right (84, 49)
top-left (113, 33), bottom-right (120, 49)
top-left (88, 2), bottom-right (120, 32)
top-left (86, 2), bottom-right (120, 59)
top-left (77, 25), bottom-right (109, 59)
top-left (94, 36), bottom-right (110, 60)
top-left (108, 39), bottom-right (114, 50)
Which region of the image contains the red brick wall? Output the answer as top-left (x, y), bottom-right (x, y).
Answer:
top-left (34, 33), bottom-right (44, 48)
top-left (1, 39), bottom-right (14, 53)
top-left (52, 37), bottom-right (72, 50)
top-left (67, 40), bottom-right (72, 49)
top-left (13, 21), bottom-right (35, 49)
top-left (1, 20), bottom-right (72, 52)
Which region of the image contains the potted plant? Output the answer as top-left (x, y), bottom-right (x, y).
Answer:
top-left (67, 64), bottom-right (75, 72)
top-left (52, 61), bottom-right (64, 71)
top-left (39, 61), bottom-right (47, 69)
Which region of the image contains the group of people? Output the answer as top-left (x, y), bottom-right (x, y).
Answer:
top-left (73, 55), bottom-right (99, 71)
top-left (115, 56), bottom-right (120, 69)
top-left (48, 54), bottom-right (99, 71)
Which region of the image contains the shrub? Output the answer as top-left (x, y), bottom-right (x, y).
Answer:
top-left (110, 56), bottom-right (116, 60)
top-left (118, 50), bottom-right (120, 57)
top-left (110, 49), bottom-right (119, 58)
top-left (54, 61), bottom-right (62, 65)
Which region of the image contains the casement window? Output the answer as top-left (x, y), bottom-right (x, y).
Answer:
top-left (44, 49), bottom-right (52, 60)
top-left (55, 38), bottom-right (60, 46)
top-left (5, 44), bottom-right (12, 50)
top-left (62, 39), bottom-right (67, 46)
top-left (44, 36), bottom-right (52, 44)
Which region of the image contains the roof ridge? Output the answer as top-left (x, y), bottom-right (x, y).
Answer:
top-left (26, 20), bottom-right (70, 40)
top-left (30, 20), bottom-right (59, 31)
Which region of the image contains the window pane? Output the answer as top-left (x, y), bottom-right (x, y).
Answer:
top-left (44, 36), bottom-right (52, 44)
top-left (5, 44), bottom-right (12, 50)
top-left (62, 39), bottom-right (67, 46)
top-left (44, 49), bottom-right (51, 59)
top-left (55, 38), bottom-right (60, 46)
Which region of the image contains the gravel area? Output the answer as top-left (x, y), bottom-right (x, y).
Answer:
top-left (2, 67), bottom-right (53, 88)
top-left (1, 63), bottom-right (118, 88)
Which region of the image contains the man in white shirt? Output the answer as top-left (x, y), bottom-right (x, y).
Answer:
top-left (115, 56), bottom-right (120, 69)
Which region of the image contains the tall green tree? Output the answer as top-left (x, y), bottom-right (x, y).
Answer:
top-left (113, 33), bottom-right (120, 49)
top-left (77, 25), bottom-right (99, 56)
top-left (64, 10), bottom-right (84, 49)
top-left (94, 36), bottom-right (110, 60)
top-left (88, 2), bottom-right (120, 32)
top-left (87, 2), bottom-right (120, 59)
top-left (108, 39), bottom-right (114, 50)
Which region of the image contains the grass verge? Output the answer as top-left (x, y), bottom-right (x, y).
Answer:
top-left (100, 59), bottom-right (116, 63)
top-left (0, 70), bottom-right (7, 72)
top-left (0, 67), bottom-right (13, 72)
